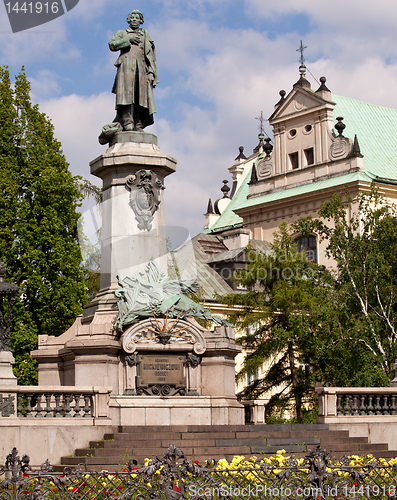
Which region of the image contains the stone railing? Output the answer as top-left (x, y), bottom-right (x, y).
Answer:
top-left (0, 386), bottom-right (112, 419)
top-left (316, 387), bottom-right (397, 420)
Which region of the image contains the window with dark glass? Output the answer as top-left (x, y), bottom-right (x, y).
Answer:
top-left (295, 234), bottom-right (317, 263)
top-left (304, 147), bottom-right (314, 166)
top-left (289, 152), bottom-right (299, 170)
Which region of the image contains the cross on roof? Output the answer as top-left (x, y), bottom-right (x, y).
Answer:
top-left (255, 111), bottom-right (265, 135)
top-left (296, 40), bottom-right (307, 66)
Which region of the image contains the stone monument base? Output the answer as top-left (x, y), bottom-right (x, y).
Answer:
top-left (31, 308), bottom-right (245, 426)
top-left (109, 396), bottom-right (244, 426)
top-left (0, 351), bottom-right (17, 386)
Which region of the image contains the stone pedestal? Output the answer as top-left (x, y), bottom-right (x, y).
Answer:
top-left (84, 133), bottom-right (177, 323)
top-left (0, 351), bottom-right (17, 386)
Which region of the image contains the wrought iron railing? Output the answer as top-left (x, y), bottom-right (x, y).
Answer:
top-left (1, 445), bottom-right (397, 499)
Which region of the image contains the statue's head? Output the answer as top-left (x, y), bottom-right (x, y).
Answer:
top-left (127, 10), bottom-right (144, 25)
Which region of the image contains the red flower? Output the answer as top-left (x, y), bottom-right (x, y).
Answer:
top-left (23, 474), bottom-right (30, 478)
top-left (122, 468), bottom-right (128, 472)
top-left (194, 460), bottom-right (199, 464)
top-left (354, 483), bottom-right (358, 487)
top-left (118, 486), bottom-right (123, 490)
top-left (173, 486), bottom-right (181, 491)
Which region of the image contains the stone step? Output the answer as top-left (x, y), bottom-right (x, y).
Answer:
top-left (215, 437), bottom-right (321, 447)
top-left (115, 423), bottom-right (330, 435)
top-left (60, 423), bottom-right (396, 473)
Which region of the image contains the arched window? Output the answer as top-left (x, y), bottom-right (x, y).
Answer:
top-left (294, 234), bottom-right (317, 263)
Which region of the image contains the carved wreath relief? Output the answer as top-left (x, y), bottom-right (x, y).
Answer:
top-left (126, 169), bottom-right (164, 231)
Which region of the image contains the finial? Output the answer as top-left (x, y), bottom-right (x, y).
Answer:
top-left (206, 198), bottom-right (214, 214)
top-left (253, 133), bottom-right (265, 154)
top-left (351, 134), bottom-right (363, 158)
top-left (316, 76), bottom-right (331, 93)
top-left (234, 146), bottom-right (247, 162)
top-left (335, 117), bottom-right (346, 136)
top-left (275, 90), bottom-right (286, 107)
top-left (293, 66), bottom-right (311, 89)
top-left (221, 180), bottom-right (230, 198)
top-left (264, 137), bottom-right (273, 156)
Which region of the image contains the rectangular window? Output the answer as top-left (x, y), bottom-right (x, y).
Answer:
top-left (289, 152), bottom-right (299, 170)
top-left (304, 147), bottom-right (314, 166)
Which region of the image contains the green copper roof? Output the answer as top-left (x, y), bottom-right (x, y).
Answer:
top-left (205, 94), bottom-right (397, 234)
top-left (333, 94), bottom-right (397, 180)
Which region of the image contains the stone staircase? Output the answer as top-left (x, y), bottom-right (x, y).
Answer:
top-left (60, 424), bottom-right (397, 472)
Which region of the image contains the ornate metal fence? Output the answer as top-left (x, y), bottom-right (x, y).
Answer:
top-left (1, 445), bottom-right (397, 499)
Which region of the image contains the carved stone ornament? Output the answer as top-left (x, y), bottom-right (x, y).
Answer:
top-left (0, 394), bottom-right (15, 417)
top-left (126, 169), bottom-right (164, 231)
top-left (121, 317), bottom-right (206, 355)
top-left (256, 158), bottom-right (273, 180)
top-left (329, 135), bottom-right (352, 161)
top-left (125, 353), bottom-right (138, 367)
top-left (185, 353), bottom-right (201, 368)
top-left (114, 259), bottom-right (233, 332)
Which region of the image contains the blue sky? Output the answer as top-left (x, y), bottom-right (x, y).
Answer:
top-left (2, 0), bottom-right (397, 241)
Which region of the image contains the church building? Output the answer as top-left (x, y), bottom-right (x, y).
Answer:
top-left (193, 64), bottom-right (397, 272)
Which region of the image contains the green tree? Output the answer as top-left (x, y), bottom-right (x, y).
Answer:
top-left (296, 188), bottom-right (397, 383)
top-left (221, 223), bottom-right (323, 422)
top-left (0, 67), bottom-right (88, 384)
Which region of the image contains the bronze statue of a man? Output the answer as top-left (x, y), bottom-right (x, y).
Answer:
top-left (109, 10), bottom-right (158, 132)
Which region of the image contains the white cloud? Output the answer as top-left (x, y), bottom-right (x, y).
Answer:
top-left (39, 92), bottom-right (114, 178)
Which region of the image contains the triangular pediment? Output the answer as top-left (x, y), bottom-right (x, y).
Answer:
top-left (269, 87), bottom-right (334, 123)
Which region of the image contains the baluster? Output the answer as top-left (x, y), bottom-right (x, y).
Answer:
top-left (337, 395), bottom-right (343, 415)
top-left (375, 395), bottom-right (382, 415)
top-left (367, 395), bottom-right (374, 415)
top-left (391, 395), bottom-right (397, 415)
top-left (336, 394), bottom-right (343, 415)
top-left (45, 394), bottom-right (52, 418)
top-left (345, 395), bottom-right (352, 415)
top-left (83, 395), bottom-right (91, 418)
top-left (73, 394), bottom-right (82, 418)
top-left (35, 394), bottom-right (44, 418)
top-left (54, 394), bottom-right (62, 418)
top-left (64, 394), bottom-right (72, 417)
top-left (359, 395), bottom-right (366, 415)
top-left (17, 394), bottom-right (23, 417)
top-left (382, 395), bottom-right (390, 415)
top-left (26, 394), bottom-right (33, 418)
top-left (352, 395), bottom-right (359, 415)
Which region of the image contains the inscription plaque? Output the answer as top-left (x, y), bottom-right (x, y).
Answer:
top-left (136, 354), bottom-right (186, 396)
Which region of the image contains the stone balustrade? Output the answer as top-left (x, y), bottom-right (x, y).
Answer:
top-left (316, 387), bottom-right (397, 421)
top-left (0, 386), bottom-right (112, 419)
